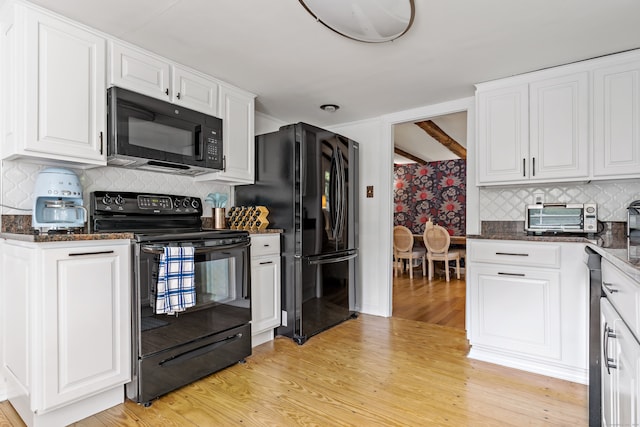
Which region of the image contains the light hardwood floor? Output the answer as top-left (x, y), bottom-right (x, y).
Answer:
top-left (0, 312), bottom-right (587, 426)
top-left (392, 267), bottom-right (466, 329)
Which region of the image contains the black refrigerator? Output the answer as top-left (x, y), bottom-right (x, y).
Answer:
top-left (235, 122), bottom-right (359, 344)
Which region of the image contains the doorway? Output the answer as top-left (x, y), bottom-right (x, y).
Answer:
top-left (391, 111), bottom-right (468, 330)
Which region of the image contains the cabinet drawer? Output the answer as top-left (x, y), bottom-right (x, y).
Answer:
top-left (602, 259), bottom-right (640, 340)
top-left (469, 240), bottom-right (561, 268)
top-left (250, 234), bottom-right (280, 257)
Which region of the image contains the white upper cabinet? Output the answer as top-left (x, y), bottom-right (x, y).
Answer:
top-left (109, 41), bottom-right (171, 101)
top-left (109, 40), bottom-right (255, 183)
top-left (529, 72), bottom-right (589, 181)
top-left (593, 56), bottom-right (640, 179)
top-left (0, 2), bottom-right (256, 176)
top-left (477, 49), bottom-right (640, 186)
top-left (172, 65), bottom-right (219, 116)
top-left (476, 70), bottom-right (588, 185)
top-left (1, 3), bottom-right (107, 165)
top-left (196, 85), bottom-right (256, 184)
top-left (109, 41), bottom-right (219, 116)
top-left (477, 84), bottom-right (529, 182)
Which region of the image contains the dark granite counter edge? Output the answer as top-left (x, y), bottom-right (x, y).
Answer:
top-left (468, 234), bottom-right (640, 281)
top-left (0, 232), bottom-right (134, 243)
top-left (1, 228), bottom-right (283, 243)
top-left (467, 233), bottom-right (592, 243)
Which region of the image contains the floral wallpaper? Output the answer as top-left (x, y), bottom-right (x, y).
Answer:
top-left (394, 160), bottom-right (466, 236)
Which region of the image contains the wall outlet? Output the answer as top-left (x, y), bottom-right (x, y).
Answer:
top-left (533, 192), bottom-right (545, 205)
top-left (281, 310), bottom-right (287, 327)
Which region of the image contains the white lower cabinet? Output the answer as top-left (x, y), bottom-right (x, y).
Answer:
top-left (1, 239), bottom-right (131, 427)
top-left (467, 239), bottom-right (588, 383)
top-left (250, 234), bottom-right (281, 347)
top-left (601, 298), bottom-right (640, 427)
top-left (600, 258), bottom-right (640, 426)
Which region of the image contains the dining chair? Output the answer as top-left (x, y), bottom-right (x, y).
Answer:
top-left (393, 225), bottom-right (426, 278)
top-left (423, 224), bottom-right (461, 282)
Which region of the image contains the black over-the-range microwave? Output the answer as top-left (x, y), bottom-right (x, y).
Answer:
top-left (107, 86), bottom-right (224, 176)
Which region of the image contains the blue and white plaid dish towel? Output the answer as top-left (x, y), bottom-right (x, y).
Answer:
top-left (155, 246), bottom-right (196, 315)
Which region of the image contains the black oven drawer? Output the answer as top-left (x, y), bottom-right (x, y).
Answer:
top-left (127, 323), bottom-right (251, 404)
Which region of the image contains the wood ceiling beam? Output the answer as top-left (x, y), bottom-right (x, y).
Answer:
top-left (415, 120), bottom-right (467, 159)
top-left (394, 147), bottom-right (428, 164)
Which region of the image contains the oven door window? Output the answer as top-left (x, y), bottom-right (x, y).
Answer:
top-left (194, 250), bottom-right (248, 308)
top-left (138, 242), bottom-right (250, 357)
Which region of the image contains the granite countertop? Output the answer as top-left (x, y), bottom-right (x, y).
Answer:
top-left (467, 232), bottom-right (593, 244)
top-left (0, 231), bottom-right (134, 243)
top-left (1, 228), bottom-right (283, 243)
top-left (468, 221), bottom-right (640, 279)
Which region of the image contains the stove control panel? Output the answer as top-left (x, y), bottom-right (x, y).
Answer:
top-left (91, 191), bottom-right (202, 215)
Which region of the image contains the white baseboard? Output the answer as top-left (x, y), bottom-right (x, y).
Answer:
top-left (469, 346), bottom-right (588, 385)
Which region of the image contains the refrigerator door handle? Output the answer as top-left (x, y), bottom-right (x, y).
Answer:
top-left (329, 148), bottom-right (340, 240)
top-left (306, 250), bottom-right (358, 265)
top-left (336, 146), bottom-right (346, 239)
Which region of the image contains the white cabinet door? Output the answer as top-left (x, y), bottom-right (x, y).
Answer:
top-left (173, 66), bottom-right (219, 116)
top-left (109, 41), bottom-right (171, 101)
top-left (40, 244), bottom-right (130, 410)
top-left (22, 7), bottom-right (106, 163)
top-left (469, 264), bottom-right (561, 359)
top-left (251, 254), bottom-right (281, 334)
top-left (197, 85), bottom-right (255, 184)
top-left (476, 71), bottom-right (589, 184)
top-left (1, 243), bottom-right (32, 394)
top-left (593, 59), bottom-right (640, 178)
top-left (529, 72), bottom-right (589, 181)
top-left (110, 42), bottom-right (219, 116)
top-left (250, 234), bottom-right (281, 342)
top-left (601, 298), bottom-right (640, 427)
top-left (476, 84), bottom-right (529, 183)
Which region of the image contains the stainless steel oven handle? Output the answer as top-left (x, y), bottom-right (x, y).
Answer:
top-left (141, 241), bottom-right (250, 255)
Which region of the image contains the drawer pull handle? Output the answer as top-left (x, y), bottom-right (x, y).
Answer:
top-left (603, 323), bottom-right (617, 374)
top-left (603, 282), bottom-right (618, 293)
top-left (69, 250), bottom-right (114, 257)
top-left (497, 272), bottom-right (525, 277)
top-left (496, 252), bottom-right (529, 257)
top-left (259, 261), bottom-right (273, 265)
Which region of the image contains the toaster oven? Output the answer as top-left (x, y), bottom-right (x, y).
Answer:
top-left (525, 203), bottom-right (598, 234)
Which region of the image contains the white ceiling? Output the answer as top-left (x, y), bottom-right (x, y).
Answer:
top-left (394, 112), bottom-right (467, 164)
top-left (26, 0), bottom-right (640, 140)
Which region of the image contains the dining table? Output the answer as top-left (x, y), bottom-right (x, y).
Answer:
top-left (413, 234), bottom-right (467, 246)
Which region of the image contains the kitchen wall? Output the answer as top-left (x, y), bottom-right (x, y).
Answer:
top-left (393, 159), bottom-right (466, 235)
top-left (1, 160), bottom-right (231, 217)
top-left (479, 179), bottom-right (640, 222)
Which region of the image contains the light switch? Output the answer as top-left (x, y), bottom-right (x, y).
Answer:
top-left (366, 186), bottom-right (374, 198)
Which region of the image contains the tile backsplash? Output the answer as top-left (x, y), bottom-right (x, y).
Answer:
top-left (479, 179), bottom-right (640, 222)
top-left (1, 160), bottom-right (232, 217)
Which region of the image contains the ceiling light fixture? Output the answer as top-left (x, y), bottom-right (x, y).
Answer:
top-left (299, 0), bottom-right (415, 43)
top-left (320, 104), bottom-right (340, 113)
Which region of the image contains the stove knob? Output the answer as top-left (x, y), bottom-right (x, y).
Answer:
top-left (114, 195), bottom-right (125, 206)
top-left (191, 199), bottom-right (200, 209)
top-left (102, 195), bottom-right (112, 205)
top-left (182, 199), bottom-right (191, 208)
top-left (173, 198), bottom-right (181, 209)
